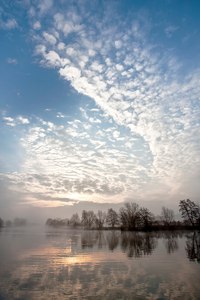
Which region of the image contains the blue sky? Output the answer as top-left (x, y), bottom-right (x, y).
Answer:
top-left (0, 0), bottom-right (200, 219)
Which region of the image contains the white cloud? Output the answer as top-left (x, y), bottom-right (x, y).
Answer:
top-left (54, 12), bottom-right (84, 36)
top-left (1, 18), bottom-right (18, 30)
top-left (3, 116), bottom-right (16, 127)
top-left (4, 3), bottom-right (199, 207)
top-left (3, 115), bottom-right (30, 126)
top-left (88, 49), bottom-right (96, 57)
top-left (116, 64), bottom-right (124, 71)
top-left (45, 50), bottom-right (62, 67)
top-left (59, 65), bottom-right (81, 80)
top-left (57, 42), bottom-right (65, 50)
top-left (115, 40), bottom-right (123, 49)
top-left (113, 130), bottom-right (120, 139)
top-left (34, 9), bottom-right (199, 196)
top-left (33, 21), bottom-right (41, 30)
top-left (90, 61), bottom-right (104, 73)
top-left (43, 31), bottom-right (57, 45)
top-left (38, 0), bottom-right (53, 14)
top-left (17, 116), bottom-right (30, 125)
top-left (2, 109), bottom-right (157, 206)
top-left (26, 199), bottom-right (75, 207)
top-left (56, 112), bottom-right (65, 118)
top-left (7, 58), bottom-right (18, 65)
top-left (66, 47), bottom-right (76, 56)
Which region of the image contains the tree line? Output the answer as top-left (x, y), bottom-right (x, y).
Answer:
top-left (0, 218), bottom-right (27, 228)
top-left (46, 198), bottom-right (200, 231)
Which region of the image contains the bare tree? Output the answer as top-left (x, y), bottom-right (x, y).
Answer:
top-left (179, 199), bottom-right (199, 227)
top-left (161, 207), bottom-right (175, 226)
top-left (139, 207), bottom-right (154, 229)
top-left (69, 213), bottom-right (81, 227)
top-left (119, 202), bottom-right (140, 230)
top-left (81, 210), bottom-right (96, 229)
top-left (81, 210), bottom-right (88, 227)
top-left (106, 208), bottom-right (119, 228)
top-left (95, 210), bottom-right (106, 229)
top-left (46, 218), bottom-right (69, 226)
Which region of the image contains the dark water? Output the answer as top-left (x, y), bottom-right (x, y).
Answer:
top-left (0, 227), bottom-right (199, 300)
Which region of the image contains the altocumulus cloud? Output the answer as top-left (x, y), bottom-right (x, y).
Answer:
top-left (0, 0), bottom-right (200, 211)
top-left (33, 3), bottom-right (200, 199)
top-left (3, 108), bottom-right (151, 206)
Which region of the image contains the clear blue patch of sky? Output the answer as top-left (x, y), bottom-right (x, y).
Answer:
top-left (0, 30), bottom-right (83, 119)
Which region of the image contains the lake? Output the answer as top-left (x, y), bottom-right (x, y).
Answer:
top-left (0, 227), bottom-right (199, 299)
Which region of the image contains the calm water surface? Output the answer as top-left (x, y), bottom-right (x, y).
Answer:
top-left (0, 226), bottom-right (199, 300)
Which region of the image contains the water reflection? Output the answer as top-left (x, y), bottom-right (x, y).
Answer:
top-left (80, 230), bottom-right (183, 257)
top-left (121, 232), bottom-right (157, 257)
top-left (81, 231), bottom-right (119, 251)
top-left (81, 231), bottom-right (99, 248)
top-left (162, 231), bottom-right (180, 254)
top-left (186, 231), bottom-right (200, 263)
top-left (106, 231), bottom-right (119, 251)
top-left (0, 228), bottom-right (200, 300)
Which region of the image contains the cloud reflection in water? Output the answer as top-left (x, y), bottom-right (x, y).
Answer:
top-left (0, 228), bottom-right (199, 299)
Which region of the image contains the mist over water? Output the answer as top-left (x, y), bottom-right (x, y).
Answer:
top-left (0, 226), bottom-right (199, 300)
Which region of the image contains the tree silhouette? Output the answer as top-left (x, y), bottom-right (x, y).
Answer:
top-left (95, 210), bottom-right (106, 229)
top-left (46, 218), bottom-right (69, 226)
top-left (120, 202), bottom-right (140, 230)
top-left (81, 210), bottom-right (96, 229)
top-left (139, 207), bottom-right (154, 229)
top-left (106, 208), bottom-right (119, 228)
top-left (161, 207), bottom-right (175, 227)
top-left (69, 213), bottom-right (81, 227)
top-left (179, 199), bottom-right (200, 227)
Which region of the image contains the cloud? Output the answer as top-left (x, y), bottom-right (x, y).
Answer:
top-left (30, 5), bottom-right (199, 203)
top-left (115, 40), bottom-right (123, 49)
top-left (38, 0), bottom-right (53, 15)
top-left (33, 21), bottom-right (41, 30)
top-left (1, 2), bottom-right (200, 211)
top-left (1, 18), bottom-right (18, 30)
top-left (43, 31), bottom-right (57, 45)
top-left (2, 115), bottom-right (30, 126)
top-left (3, 100), bottom-right (199, 210)
top-left (1, 108), bottom-right (156, 207)
top-left (2, 116), bottom-right (16, 127)
top-left (53, 12), bottom-right (84, 36)
top-left (17, 116), bottom-right (30, 124)
top-left (56, 112), bottom-right (65, 118)
top-left (7, 58), bottom-right (18, 65)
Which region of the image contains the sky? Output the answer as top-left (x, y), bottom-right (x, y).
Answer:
top-left (0, 0), bottom-right (200, 221)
